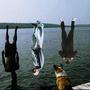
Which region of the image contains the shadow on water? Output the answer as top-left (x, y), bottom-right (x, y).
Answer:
top-left (5, 85), bottom-right (58, 90)
top-left (39, 85), bottom-right (58, 90)
top-left (5, 85), bottom-right (25, 90)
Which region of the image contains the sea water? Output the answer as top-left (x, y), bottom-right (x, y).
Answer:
top-left (0, 27), bottom-right (90, 90)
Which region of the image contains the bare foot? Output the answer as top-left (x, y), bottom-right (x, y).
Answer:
top-left (72, 18), bottom-right (77, 21)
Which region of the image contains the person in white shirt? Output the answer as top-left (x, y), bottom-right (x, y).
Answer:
top-left (31, 21), bottom-right (44, 76)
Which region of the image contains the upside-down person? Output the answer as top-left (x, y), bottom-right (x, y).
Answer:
top-left (31, 21), bottom-right (44, 76)
top-left (2, 25), bottom-right (19, 88)
top-left (59, 18), bottom-right (77, 64)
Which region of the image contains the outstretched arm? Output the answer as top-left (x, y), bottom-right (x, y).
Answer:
top-left (16, 52), bottom-right (19, 65)
top-left (2, 51), bottom-right (6, 68)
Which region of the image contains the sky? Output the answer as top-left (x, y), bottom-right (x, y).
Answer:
top-left (0, 0), bottom-right (90, 24)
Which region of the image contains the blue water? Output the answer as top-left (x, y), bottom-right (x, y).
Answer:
top-left (0, 27), bottom-right (90, 90)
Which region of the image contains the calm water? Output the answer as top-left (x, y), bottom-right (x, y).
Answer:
top-left (0, 27), bottom-right (90, 90)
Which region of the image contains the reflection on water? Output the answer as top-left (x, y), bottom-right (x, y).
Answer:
top-left (0, 27), bottom-right (90, 90)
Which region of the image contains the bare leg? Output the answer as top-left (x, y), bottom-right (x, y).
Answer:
top-left (61, 21), bottom-right (67, 43)
top-left (67, 21), bottom-right (75, 51)
top-left (59, 21), bottom-right (67, 57)
top-left (13, 26), bottom-right (18, 44)
top-left (5, 25), bottom-right (10, 57)
top-left (6, 25), bottom-right (9, 43)
top-left (61, 21), bottom-right (67, 51)
top-left (68, 21), bottom-right (75, 40)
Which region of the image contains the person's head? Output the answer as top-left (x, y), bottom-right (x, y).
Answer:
top-left (32, 68), bottom-right (40, 76)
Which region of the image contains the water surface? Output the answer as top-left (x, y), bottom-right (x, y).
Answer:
top-left (0, 27), bottom-right (90, 90)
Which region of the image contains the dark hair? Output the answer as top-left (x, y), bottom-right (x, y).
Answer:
top-left (32, 68), bottom-right (36, 73)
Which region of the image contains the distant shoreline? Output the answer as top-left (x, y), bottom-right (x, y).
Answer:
top-left (0, 23), bottom-right (90, 29)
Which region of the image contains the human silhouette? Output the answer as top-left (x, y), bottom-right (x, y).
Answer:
top-left (59, 18), bottom-right (77, 64)
top-left (2, 25), bottom-right (19, 88)
top-left (31, 21), bottom-right (44, 76)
